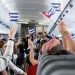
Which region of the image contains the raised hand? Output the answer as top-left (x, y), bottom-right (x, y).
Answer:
top-left (58, 21), bottom-right (68, 34)
top-left (8, 27), bottom-right (17, 39)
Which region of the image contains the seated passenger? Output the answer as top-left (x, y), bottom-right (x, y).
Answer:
top-left (33, 33), bottom-right (40, 49)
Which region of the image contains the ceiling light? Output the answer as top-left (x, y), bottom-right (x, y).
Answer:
top-left (1, 0), bottom-right (6, 4)
top-left (17, 21), bottom-right (28, 24)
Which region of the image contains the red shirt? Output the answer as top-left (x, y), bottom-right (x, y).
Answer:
top-left (27, 64), bottom-right (38, 75)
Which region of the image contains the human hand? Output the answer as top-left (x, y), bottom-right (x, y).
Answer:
top-left (23, 72), bottom-right (27, 75)
top-left (58, 21), bottom-right (68, 34)
top-left (8, 27), bottom-right (17, 39)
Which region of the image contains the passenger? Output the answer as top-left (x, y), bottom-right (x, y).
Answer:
top-left (58, 21), bottom-right (75, 54)
top-left (16, 36), bottom-right (31, 72)
top-left (27, 33), bottom-right (70, 75)
top-left (0, 28), bottom-right (27, 75)
top-left (4, 40), bottom-right (25, 75)
top-left (33, 33), bottom-right (41, 60)
top-left (0, 40), bottom-right (7, 75)
top-left (42, 32), bottom-right (47, 40)
top-left (41, 32), bottom-right (48, 46)
top-left (41, 38), bottom-right (62, 54)
top-left (33, 33), bottom-right (40, 49)
top-left (27, 39), bottom-right (38, 75)
top-left (16, 41), bottom-right (25, 67)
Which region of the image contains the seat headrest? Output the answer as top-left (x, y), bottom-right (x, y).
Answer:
top-left (36, 55), bottom-right (75, 75)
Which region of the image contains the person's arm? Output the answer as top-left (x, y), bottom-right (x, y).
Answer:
top-left (3, 40), bottom-right (14, 60)
top-left (58, 21), bottom-right (75, 54)
top-left (1, 70), bottom-right (8, 75)
top-left (62, 31), bottom-right (75, 53)
top-left (3, 28), bottom-right (16, 60)
top-left (29, 49), bottom-right (38, 65)
top-left (8, 60), bottom-right (26, 75)
top-left (62, 37), bottom-right (68, 50)
top-left (0, 28), bottom-right (17, 73)
top-left (28, 39), bottom-right (38, 65)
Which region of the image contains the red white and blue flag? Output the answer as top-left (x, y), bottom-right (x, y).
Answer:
top-left (29, 25), bottom-right (36, 34)
top-left (51, 3), bottom-right (61, 11)
top-left (42, 3), bottom-right (61, 18)
top-left (42, 7), bottom-right (56, 18)
top-left (9, 12), bottom-right (19, 22)
top-left (29, 28), bottom-right (35, 34)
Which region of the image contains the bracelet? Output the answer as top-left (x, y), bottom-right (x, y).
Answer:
top-left (9, 39), bottom-right (15, 42)
top-left (62, 31), bottom-right (69, 37)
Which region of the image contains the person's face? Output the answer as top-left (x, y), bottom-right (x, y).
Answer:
top-left (36, 34), bottom-right (40, 39)
top-left (42, 33), bottom-right (46, 38)
top-left (26, 34), bottom-right (32, 40)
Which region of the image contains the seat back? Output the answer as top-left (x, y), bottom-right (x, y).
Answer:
top-left (36, 55), bottom-right (75, 75)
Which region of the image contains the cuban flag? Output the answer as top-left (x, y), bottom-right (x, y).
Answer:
top-left (42, 3), bottom-right (61, 18)
top-left (29, 28), bottom-right (35, 34)
top-left (51, 3), bottom-right (61, 11)
top-left (42, 7), bottom-right (56, 18)
top-left (9, 12), bottom-right (19, 22)
top-left (29, 25), bottom-right (35, 34)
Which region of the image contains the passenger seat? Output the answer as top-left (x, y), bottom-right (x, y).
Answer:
top-left (36, 55), bottom-right (75, 75)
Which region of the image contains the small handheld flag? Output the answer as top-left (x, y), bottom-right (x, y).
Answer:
top-left (42, 7), bottom-right (56, 18)
top-left (28, 24), bottom-right (36, 34)
top-left (51, 3), bottom-right (61, 11)
top-left (42, 3), bottom-right (61, 18)
top-left (29, 28), bottom-right (35, 34)
top-left (9, 12), bottom-right (19, 22)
